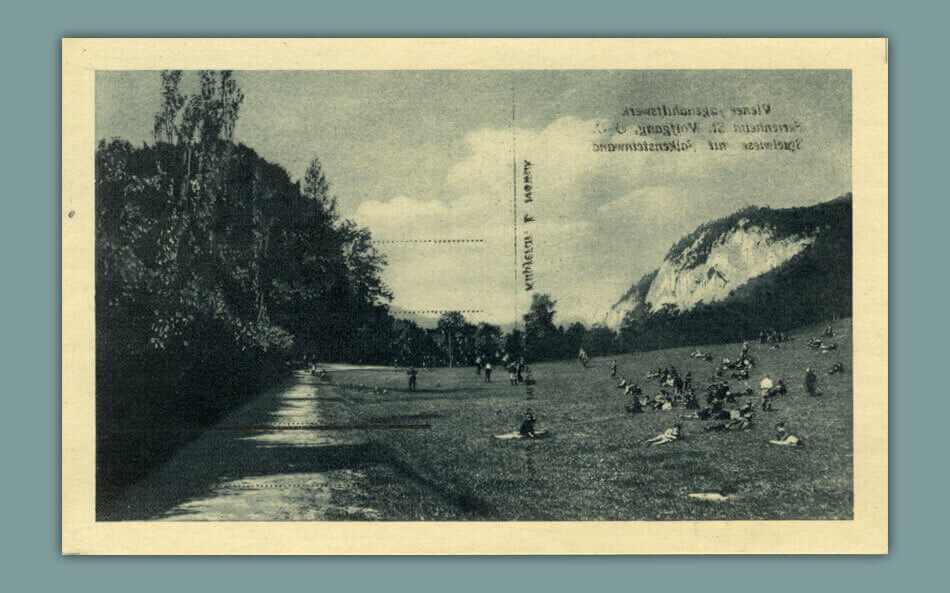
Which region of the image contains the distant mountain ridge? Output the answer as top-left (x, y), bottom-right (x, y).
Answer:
top-left (605, 194), bottom-right (852, 345)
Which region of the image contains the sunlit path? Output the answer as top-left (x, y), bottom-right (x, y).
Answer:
top-left (109, 372), bottom-right (380, 521)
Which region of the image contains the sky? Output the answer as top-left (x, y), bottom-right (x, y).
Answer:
top-left (96, 69), bottom-right (851, 327)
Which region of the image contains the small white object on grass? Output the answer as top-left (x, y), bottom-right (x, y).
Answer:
top-left (689, 492), bottom-right (731, 501)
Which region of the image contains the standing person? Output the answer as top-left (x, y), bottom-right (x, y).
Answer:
top-left (484, 361), bottom-right (492, 383)
top-left (684, 371), bottom-right (693, 393)
top-left (626, 395), bottom-right (644, 414)
top-left (406, 367), bottom-right (418, 391)
top-left (759, 376), bottom-right (774, 411)
top-left (684, 390), bottom-right (699, 410)
top-left (507, 363), bottom-right (518, 386)
top-left (475, 356), bottom-right (483, 375)
top-left (610, 360), bottom-right (617, 378)
top-left (804, 367), bottom-right (818, 397)
top-left (673, 374), bottom-right (684, 395)
top-left (761, 389), bottom-right (772, 412)
top-left (517, 358), bottom-right (525, 384)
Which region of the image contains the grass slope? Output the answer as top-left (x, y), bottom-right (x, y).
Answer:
top-left (324, 319), bottom-right (853, 521)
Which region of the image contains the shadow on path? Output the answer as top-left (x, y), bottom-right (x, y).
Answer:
top-left (101, 371), bottom-right (496, 521)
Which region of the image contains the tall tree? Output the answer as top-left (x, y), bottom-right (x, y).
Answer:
top-left (153, 70), bottom-right (185, 144)
top-left (474, 322), bottom-right (503, 359)
top-left (302, 157), bottom-right (337, 217)
top-left (437, 311), bottom-right (469, 367)
top-left (523, 294), bottom-right (559, 361)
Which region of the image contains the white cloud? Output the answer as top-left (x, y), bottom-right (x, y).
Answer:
top-left (351, 115), bottom-right (764, 326)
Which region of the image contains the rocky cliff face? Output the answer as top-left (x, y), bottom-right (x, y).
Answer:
top-left (605, 195), bottom-right (852, 333)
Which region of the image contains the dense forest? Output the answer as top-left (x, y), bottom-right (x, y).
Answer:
top-left (96, 71), bottom-right (415, 501)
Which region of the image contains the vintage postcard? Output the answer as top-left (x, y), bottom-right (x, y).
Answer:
top-left (63, 38), bottom-right (888, 554)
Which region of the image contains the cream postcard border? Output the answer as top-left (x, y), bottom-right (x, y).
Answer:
top-left (62, 38), bottom-right (888, 555)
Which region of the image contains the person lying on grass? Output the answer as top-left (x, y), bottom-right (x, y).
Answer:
top-left (731, 402), bottom-right (754, 419)
top-left (644, 424), bottom-right (681, 445)
top-left (769, 422), bottom-right (804, 446)
top-left (649, 391), bottom-right (674, 410)
top-left (693, 396), bottom-right (725, 420)
top-left (705, 412), bottom-right (753, 431)
top-left (692, 401), bottom-right (750, 421)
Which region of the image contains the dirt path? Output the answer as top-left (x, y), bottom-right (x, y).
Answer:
top-left (107, 371), bottom-right (381, 521)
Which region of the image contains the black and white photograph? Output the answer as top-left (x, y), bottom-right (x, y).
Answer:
top-left (61, 38), bottom-right (888, 554)
top-left (92, 66), bottom-right (856, 522)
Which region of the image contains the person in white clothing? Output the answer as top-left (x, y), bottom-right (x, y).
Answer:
top-left (759, 376), bottom-right (774, 411)
top-left (644, 424), bottom-right (681, 445)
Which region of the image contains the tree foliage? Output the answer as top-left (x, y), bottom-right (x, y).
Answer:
top-left (97, 70), bottom-right (393, 503)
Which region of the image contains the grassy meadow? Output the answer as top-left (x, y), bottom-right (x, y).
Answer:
top-left (319, 319), bottom-right (853, 521)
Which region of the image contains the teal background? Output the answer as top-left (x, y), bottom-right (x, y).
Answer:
top-left (2, 0), bottom-right (938, 589)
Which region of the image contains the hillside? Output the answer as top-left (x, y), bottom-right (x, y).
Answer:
top-left (605, 194), bottom-right (852, 345)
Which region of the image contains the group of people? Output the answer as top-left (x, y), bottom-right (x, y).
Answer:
top-left (308, 366), bottom-right (330, 383)
top-left (760, 328), bottom-right (788, 344)
top-left (615, 365), bottom-right (702, 415)
top-left (643, 365), bottom-right (694, 393)
top-left (475, 355), bottom-right (529, 386)
top-left (427, 325), bottom-right (840, 446)
top-left (506, 359), bottom-right (528, 385)
top-left (613, 338), bottom-right (815, 447)
top-left (808, 335), bottom-right (838, 352)
top-left (714, 340), bottom-right (756, 379)
top-left (644, 420), bottom-right (803, 447)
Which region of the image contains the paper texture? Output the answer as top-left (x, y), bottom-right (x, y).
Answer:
top-left (63, 38), bottom-right (887, 555)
